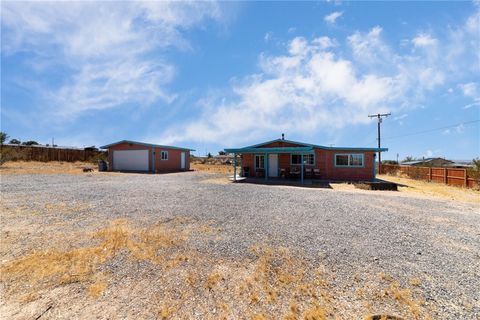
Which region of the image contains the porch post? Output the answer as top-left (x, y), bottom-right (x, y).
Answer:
top-left (265, 153), bottom-right (268, 181)
top-left (301, 154), bottom-right (304, 184)
top-left (233, 153), bottom-right (237, 181)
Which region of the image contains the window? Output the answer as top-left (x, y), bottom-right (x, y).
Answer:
top-left (335, 153), bottom-right (364, 167)
top-left (255, 155), bottom-right (265, 169)
top-left (291, 154), bottom-right (314, 165)
top-left (335, 154), bottom-right (349, 166)
top-left (349, 154), bottom-right (363, 166)
top-left (161, 151), bottom-right (168, 160)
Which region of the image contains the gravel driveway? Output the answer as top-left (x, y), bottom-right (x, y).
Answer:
top-left (1, 171), bottom-right (479, 319)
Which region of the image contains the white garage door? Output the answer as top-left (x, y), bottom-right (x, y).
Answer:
top-left (113, 150), bottom-right (149, 171)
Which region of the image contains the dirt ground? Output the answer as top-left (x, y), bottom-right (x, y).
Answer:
top-left (191, 162), bottom-right (238, 174)
top-left (5, 161), bottom-right (477, 203)
top-left (0, 161), bottom-right (97, 175)
top-left (376, 174), bottom-right (480, 204)
top-left (1, 162), bottom-right (479, 319)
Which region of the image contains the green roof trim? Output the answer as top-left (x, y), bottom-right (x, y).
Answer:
top-left (100, 140), bottom-right (195, 151)
top-left (225, 138), bottom-right (388, 153)
top-left (225, 147), bottom-right (314, 153)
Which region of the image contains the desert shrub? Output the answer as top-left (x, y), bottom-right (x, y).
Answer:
top-left (88, 152), bottom-right (107, 163)
top-left (408, 167), bottom-right (424, 180)
top-left (0, 146), bottom-right (30, 164)
top-left (467, 158), bottom-right (480, 186)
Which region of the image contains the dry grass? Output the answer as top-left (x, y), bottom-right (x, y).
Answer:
top-left (1, 219), bottom-right (433, 319)
top-left (0, 219), bottom-right (188, 299)
top-left (0, 161), bottom-right (97, 175)
top-left (377, 174), bottom-right (480, 203)
top-left (191, 162), bottom-right (240, 174)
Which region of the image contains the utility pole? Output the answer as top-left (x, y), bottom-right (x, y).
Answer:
top-left (368, 113), bottom-right (391, 172)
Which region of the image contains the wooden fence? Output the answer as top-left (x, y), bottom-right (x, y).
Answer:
top-left (379, 164), bottom-right (479, 189)
top-left (1, 144), bottom-right (106, 162)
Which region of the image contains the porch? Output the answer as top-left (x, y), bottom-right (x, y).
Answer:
top-left (230, 176), bottom-right (333, 188)
top-left (224, 146), bottom-right (317, 184)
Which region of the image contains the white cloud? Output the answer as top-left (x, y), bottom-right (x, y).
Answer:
top-left (160, 36), bottom-right (402, 145)
top-left (459, 82), bottom-right (480, 108)
top-left (264, 32), bottom-right (273, 42)
top-left (459, 82), bottom-right (480, 100)
top-left (160, 8), bottom-right (479, 146)
top-left (423, 150), bottom-right (434, 158)
top-left (1, 1), bottom-right (224, 117)
top-left (324, 11), bottom-right (343, 24)
top-left (312, 36), bottom-right (338, 49)
top-left (347, 26), bottom-right (392, 64)
top-left (394, 114), bottom-right (408, 125)
top-left (412, 33), bottom-right (438, 47)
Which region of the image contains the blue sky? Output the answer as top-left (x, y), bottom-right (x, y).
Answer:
top-left (1, 1), bottom-right (479, 160)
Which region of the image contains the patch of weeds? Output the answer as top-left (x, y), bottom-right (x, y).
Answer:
top-left (0, 219), bottom-right (189, 299)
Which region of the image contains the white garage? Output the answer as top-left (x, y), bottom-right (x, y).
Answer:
top-left (112, 149), bottom-right (149, 171)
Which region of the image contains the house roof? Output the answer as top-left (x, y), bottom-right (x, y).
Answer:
top-left (100, 140), bottom-right (195, 151)
top-left (225, 138), bottom-right (387, 153)
top-left (401, 158), bottom-right (454, 165)
top-left (224, 147), bottom-right (315, 154)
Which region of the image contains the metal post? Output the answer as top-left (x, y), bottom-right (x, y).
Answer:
top-left (233, 153), bottom-right (237, 181)
top-left (301, 154), bottom-right (304, 184)
top-left (265, 153), bottom-right (268, 181)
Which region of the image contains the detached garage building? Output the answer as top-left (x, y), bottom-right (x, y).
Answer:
top-left (100, 140), bottom-right (194, 173)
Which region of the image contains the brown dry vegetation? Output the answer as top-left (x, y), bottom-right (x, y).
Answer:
top-left (377, 174), bottom-right (480, 203)
top-left (0, 161), bottom-right (97, 175)
top-left (1, 217), bottom-right (433, 319)
top-left (191, 162), bottom-right (239, 174)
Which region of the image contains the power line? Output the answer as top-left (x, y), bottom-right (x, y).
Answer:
top-left (382, 119), bottom-right (480, 140)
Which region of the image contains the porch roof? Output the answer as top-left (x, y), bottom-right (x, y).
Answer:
top-left (224, 147), bottom-right (314, 154)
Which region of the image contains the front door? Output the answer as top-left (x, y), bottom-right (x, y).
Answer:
top-left (268, 154), bottom-right (279, 177)
top-left (180, 152), bottom-right (186, 170)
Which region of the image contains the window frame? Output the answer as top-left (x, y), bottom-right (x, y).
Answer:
top-left (290, 153), bottom-right (315, 166)
top-left (160, 150), bottom-right (169, 161)
top-left (334, 153), bottom-right (365, 168)
top-left (254, 154), bottom-right (265, 170)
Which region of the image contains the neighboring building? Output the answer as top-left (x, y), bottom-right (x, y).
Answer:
top-left (225, 137), bottom-right (387, 182)
top-left (100, 140), bottom-right (194, 173)
top-left (401, 158), bottom-right (454, 167)
top-left (446, 160), bottom-right (474, 168)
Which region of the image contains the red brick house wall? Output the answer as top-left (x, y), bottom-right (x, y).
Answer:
top-left (239, 145), bottom-right (376, 181)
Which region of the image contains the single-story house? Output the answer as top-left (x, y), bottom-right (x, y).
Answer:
top-left (224, 137), bottom-right (387, 182)
top-left (100, 140), bottom-right (194, 173)
top-left (401, 158), bottom-right (454, 167)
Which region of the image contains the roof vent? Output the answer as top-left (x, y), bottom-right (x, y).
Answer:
top-left (281, 133), bottom-right (285, 140)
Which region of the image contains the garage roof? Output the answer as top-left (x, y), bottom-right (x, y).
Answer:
top-left (100, 140), bottom-right (195, 151)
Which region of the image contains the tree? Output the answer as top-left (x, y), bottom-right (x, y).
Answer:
top-left (0, 132), bottom-right (8, 145)
top-left (468, 158), bottom-right (480, 184)
top-left (382, 160), bottom-right (398, 165)
top-left (9, 139), bottom-right (21, 144)
top-left (207, 152), bottom-right (212, 158)
top-left (22, 140), bottom-right (39, 146)
top-left (402, 156), bottom-right (415, 163)
top-left (218, 151), bottom-right (226, 156)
